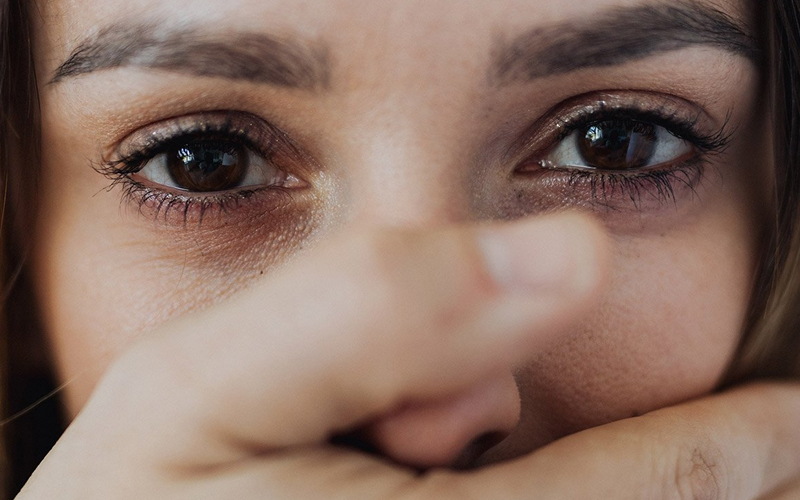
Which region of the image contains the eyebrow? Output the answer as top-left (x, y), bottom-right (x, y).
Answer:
top-left (53, 2), bottom-right (756, 89)
top-left (51, 22), bottom-right (330, 89)
top-left (490, 2), bottom-right (758, 85)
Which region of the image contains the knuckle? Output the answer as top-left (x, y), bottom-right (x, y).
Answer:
top-left (343, 230), bottom-right (416, 318)
top-left (405, 471), bottom-right (476, 500)
top-left (343, 228), bottom-right (490, 333)
top-left (332, 228), bottom-right (491, 381)
top-left (670, 441), bottom-right (729, 500)
top-left (332, 230), bottom-right (426, 358)
top-left (352, 229), bottom-right (414, 288)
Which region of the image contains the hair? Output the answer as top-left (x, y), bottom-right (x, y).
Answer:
top-left (724, 0), bottom-right (800, 383)
top-left (1, 0), bottom-right (51, 496)
top-left (0, 0), bottom-right (799, 498)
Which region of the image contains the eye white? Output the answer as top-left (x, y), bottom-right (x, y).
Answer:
top-left (137, 154), bottom-right (173, 186)
top-left (136, 147), bottom-right (287, 190)
top-left (545, 125), bottom-right (693, 170)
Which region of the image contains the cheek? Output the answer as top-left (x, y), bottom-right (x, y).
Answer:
top-left (488, 188), bottom-right (761, 460)
top-left (34, 227), bottom-right (311, 413)
top-left (32, 142), bottom-right (320, 413)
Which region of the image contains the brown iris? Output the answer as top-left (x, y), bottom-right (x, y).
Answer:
top-left (578, 120), bottom-right (657, 170)
top-left (167, 141), bottom-right (248, 192)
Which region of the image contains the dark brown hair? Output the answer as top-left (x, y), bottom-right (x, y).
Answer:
top-left (0, 0), bottom-right (50, 496)
top-left (725, 0), bottom-right (800, 382)
top-left (0, 0), bottom-right (799, 498)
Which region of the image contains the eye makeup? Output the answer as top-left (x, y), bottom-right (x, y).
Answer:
top-left (97, 111), bottom-right (314, 226)
top-left (508, 91), bottom-right (733, 213)
top-left (96, 91), bottom-right (734, 229)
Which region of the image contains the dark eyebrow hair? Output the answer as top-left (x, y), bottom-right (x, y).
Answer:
top-left (51, 21), bottom-right (330, 89)
top-left (490, 2), bottom-right (758, 85)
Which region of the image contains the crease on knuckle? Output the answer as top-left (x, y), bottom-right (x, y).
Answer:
top-left (400, 470), bottom-right (478, 500)
top-left (671, 440), bottom-right (729, 500)
top-left (352, 229), bottom-right (488, 338)
top-left (339, 229), bottom-right (491, 397)
top-left (336, 231), bottom-right (424, 387)
top-left (350, 231), bottom-right (413, 317)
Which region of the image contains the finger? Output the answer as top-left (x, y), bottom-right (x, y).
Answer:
top-left (83, 212), bottom-right (608, 466)
top-left (421, 383), bottom-right (800, 500)
top-left (364, 371), bottom-right (522, 468)
top-left (86, 382), bottom-right (800, 500)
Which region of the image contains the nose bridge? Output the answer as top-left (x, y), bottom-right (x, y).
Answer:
top-left (324, 15), bottom-right (488, 230)
top-left (342, 111), bottom-right (474, 229)
top-left (353, 149), bottom-right (466, 228)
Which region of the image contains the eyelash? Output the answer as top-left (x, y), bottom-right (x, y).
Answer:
top-left (97, 119), bottom-right (298, 224)
top-left (97, 102), bottom-right (732, 225)
top-left (562, 160), bottom-right (705, 210)
top-left (553, 107), bottom-right (732, 154)
top-left (519, 105), bottom-right (732, 209)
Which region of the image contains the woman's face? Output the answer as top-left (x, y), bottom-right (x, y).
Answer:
top-left (31, 0), bottom-right (769, 465)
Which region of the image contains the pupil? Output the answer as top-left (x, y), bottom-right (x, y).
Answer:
top-left (579, 120), bottom-right (656, 170)
top-left (168, 141), bottom-right (248, 192)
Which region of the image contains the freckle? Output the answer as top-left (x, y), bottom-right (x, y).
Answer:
top-left (260, 270), bottom-right (264, 275)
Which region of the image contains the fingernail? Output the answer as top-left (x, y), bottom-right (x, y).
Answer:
top-left (477, 214), bottom-right (603, 295)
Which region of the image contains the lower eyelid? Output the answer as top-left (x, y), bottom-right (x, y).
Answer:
top-left (121, 180), bottom-right (307, 229)
top-left (512, 157), bottom-right (708, 214)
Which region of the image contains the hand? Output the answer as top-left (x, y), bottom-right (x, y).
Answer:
top-left (16, 213), bottom-right (800, 499)
top-left (450, 383), bottom-right (800, 500)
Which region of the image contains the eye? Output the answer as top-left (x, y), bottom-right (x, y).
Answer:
top-left (136, 139), bottom-right (304, 192)
top-left (544, 119), bottom-right (694, 171)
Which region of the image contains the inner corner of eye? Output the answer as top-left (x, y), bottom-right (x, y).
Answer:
top-left (544, 130), bottom-right (582, 164)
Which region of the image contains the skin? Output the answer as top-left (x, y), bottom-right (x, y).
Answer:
top-left (28, 0), bottom-right (776, 476)
top-left (17, 219), bottom-right (800, 498)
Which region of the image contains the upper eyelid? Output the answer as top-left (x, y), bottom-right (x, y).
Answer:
top-left (99, 93), bottom-right (726, 180)
top-left (109, 112), bottom-right (276, 161)
top-left (102, 110), bottom-right (315, 175)
top-left (504, 91), bottom-right (726, 164)
top-left (111, 126), bottom-right (274, 171)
